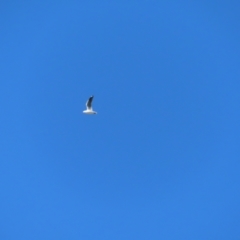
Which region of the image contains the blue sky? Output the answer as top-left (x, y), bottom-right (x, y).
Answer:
top-left (1, 1), bottom-right (240, 239)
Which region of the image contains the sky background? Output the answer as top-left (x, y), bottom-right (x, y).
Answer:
top-left (1, 1), bottom-right (240, 239)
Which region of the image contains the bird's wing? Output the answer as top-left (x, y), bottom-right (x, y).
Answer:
top-left (86, 96), bottom-right (94, 110)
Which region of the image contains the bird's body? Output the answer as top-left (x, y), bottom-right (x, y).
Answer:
top-left (83, 109), bottom-right (97, 114)
top-left (83, 96), bottom-right (97, 114)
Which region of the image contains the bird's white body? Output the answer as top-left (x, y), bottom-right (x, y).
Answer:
top-left (83, 109), bottom-right (97, 114)
top-left (83, 96), bottom-right (97, 114)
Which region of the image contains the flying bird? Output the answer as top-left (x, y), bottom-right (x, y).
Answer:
top-left (83, 96), bottom-right (97, 114)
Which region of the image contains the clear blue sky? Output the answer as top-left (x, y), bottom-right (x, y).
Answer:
top-left (1, 1), bottom-right (240, 239)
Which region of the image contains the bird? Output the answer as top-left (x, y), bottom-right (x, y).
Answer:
top-left (83, 96), bottom-right (97, 114)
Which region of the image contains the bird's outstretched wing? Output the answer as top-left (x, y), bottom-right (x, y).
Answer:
top-left (86, 96), bottom-right (94, 110)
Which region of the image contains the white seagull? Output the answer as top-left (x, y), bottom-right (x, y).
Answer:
top-left (83, 96), bottom-right (97, 114)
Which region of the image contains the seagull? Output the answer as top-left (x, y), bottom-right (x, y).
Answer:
top-left (83, 96), bottom-right (97, 114)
